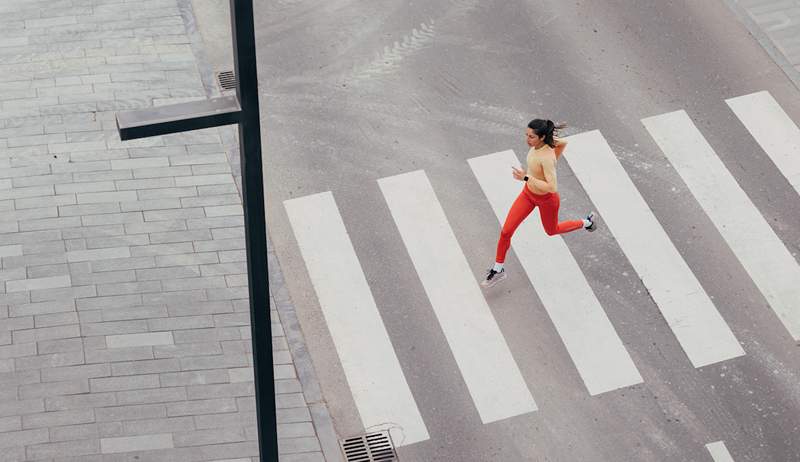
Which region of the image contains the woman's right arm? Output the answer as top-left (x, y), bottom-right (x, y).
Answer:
top-left (554, 138), bottom-right (568, 158)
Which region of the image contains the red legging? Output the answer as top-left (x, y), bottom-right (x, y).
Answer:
top-left (495, 186), bottom-right (584, 263)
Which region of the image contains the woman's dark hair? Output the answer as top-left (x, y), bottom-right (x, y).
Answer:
top-left (528, 119), bottom-right (567, 148)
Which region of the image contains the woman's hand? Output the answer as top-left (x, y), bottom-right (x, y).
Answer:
top-left (512, 166), bottom-right (526, 181)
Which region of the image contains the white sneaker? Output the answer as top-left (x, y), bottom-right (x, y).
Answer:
top-left (480, 268), bottom-right (507, 288)
top-left (585, 211), bottom-right (597, 232)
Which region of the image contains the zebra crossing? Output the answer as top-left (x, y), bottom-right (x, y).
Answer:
top-left (469, 150), bottom-right (643, 396)
top-left (566, 130), bottom-right (745, 367)
top-left (284, 192), bottom-right (430, 445)
top-left (282, 90), bottom-right (800, 448)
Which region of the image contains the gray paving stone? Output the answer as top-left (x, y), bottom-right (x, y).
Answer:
top-left (186, 382), bottom-right (254, 400)
top-left (84, 346), bottom-right (154, 364)
top-left (120, 198), bottom-right (182, 212)
top-left (71, 270), bottom-right (137, 286)
top-left (75, 294), bottom-right (143, 311)
top-left (131, 166), bottom-right (193, 181)
top-left (0, 428), bottom-right (49, 449)
top-left (149, 229), bottom-right (211, 244)
top-left (62, 224), bottom-right (125, 239)
top-left (278, 436), bottom-right (322, 455)
top-left (166, 398), bottom-right (237, 417)
top-left (0, 399), bottom-right (45, 418)
top-left (30, 285), bottom-right (96, 303)
top-left (19, 379), bottom-right (90, 400)
top-left (22, 408), bottom-right (95, 429)
top-left (172, 327), bottom-right (242, 344)
top-left (136, 186), bottom-right (197, 200)
top-left (82, 212), bottom-right (145, 227)
top-left (148, 314), bottom-right (215, 331)
top-left (159, 369), bottom-right (229, 387)
top-left (0, 416), bottom-right (23, 433)
top-left (81, 320), bottom-right (149, 337)
top-left (100, 433), bottom-right (173, 453)
top-left (15, 349), bottom-right (85, 371)
top-left (95, 403), bottom-right (166, 422)
top-left (153, 342), bottom-right (222, 359)
top-left (37, 337), bottom-right (83, 355)
top-left (178, 354), bottom-right (248, 371)
top-left (49, 423), bottom-right (101, 443)
top-left (34, 311), bottom-right (80, 328)
top-left (27, 438), bottom-right (101, 460)
top-left (111, 358), bottom-right (180, 376)
top-left (276, 407), bottom-right (313, 425)
top-left (155, 252), bottom-right (218, 267)
top-left (77, 191), bottom-right (139, 204)
top-left (281, 453), bottom-right (326, 462)
top-left (191, 163), bottom-right (232, 175)
top-left (12, 323), bottom-right (81, 343)
top-left (40, 363), bottom-right (112, 383)
top-left (115, 386), bottom-right (188, 406)
top-left (141, 289), bottom-right (207, 305)
top-left (123, 415), bottom-right (195, 436)
top-left (173, 428), bottom-right (247, 448)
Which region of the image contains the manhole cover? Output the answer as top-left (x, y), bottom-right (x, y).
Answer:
top-left (339, 430), bottom-right (398, 461)
top-left (217, 70), bottom-right (237, 90)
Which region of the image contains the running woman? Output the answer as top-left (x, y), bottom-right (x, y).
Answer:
top-left (481, 119), bottom-right (596, 288)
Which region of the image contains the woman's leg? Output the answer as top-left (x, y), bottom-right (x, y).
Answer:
top-left (538, 192), bottom-right (584, 236)
top-left (495, 188), bottom-right (535, 263)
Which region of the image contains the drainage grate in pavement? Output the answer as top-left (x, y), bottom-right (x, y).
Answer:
top-left (217, 70), bottom-right (237, 90)
top-left (340, 431), bottom-right (398, 461)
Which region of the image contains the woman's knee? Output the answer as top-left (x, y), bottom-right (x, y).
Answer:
top-left (541, 221), bottom-right (558, 236)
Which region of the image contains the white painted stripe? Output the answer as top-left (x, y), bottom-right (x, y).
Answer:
top-left (379, 170), bottom-right (537, 423)
top-left (565, 130), bottom-right (744, 367)
top-left (706, 441), bottom-right (735, 462)
top-left (284, 192), bottom-right (428, 446)
top-left (643, 110), bottom-right (800, 341)
top-left (727, 91), bottom-right (800, 191)
top-left (468, 150), bottom-right (642, 395)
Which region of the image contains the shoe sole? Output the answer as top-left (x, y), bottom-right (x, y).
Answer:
top-left (480, 273), bottom-right (507, 288)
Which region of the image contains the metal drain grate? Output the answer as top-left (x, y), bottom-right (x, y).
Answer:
top-left (340, 431), bottom-right (398, 462)
top-left (217, 70), bottom-right (237, 90)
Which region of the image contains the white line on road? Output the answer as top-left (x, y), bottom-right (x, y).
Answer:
top-left (468, 150), bottom-right (642, 395)
top-left (565, 130), bottom-right (745, 367)
top-left (284, 192), bottom-right (429, 446)
top-left (643, 110), bottom-right (800, 341)
top-left (379, 170), bottom-right (538, 423)
top-left (726, 90), bottom-right (800, 192)
top-left (706, 441), bottom-right (735, 462)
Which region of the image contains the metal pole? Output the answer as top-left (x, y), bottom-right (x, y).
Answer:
top-left (230, 0), bottom-right (278, 460)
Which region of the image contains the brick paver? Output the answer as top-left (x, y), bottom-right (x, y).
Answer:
top-left (725, 0), bottom-right (800, 89)
top-left (0, 0), bottom-right (332, 460)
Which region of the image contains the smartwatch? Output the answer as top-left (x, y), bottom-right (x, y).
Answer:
top-left (523, 175), bottom-right (529, 181)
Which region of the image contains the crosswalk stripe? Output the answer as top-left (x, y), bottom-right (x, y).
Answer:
top-left (378, 170), bottom-right (538, 423)
top-left (643, 110), bottom-right (800, 341)
top-left (284, 192), bottom-right (429, 446)
top-left (726, 90), bottom-right (800, 192)
top-left (565, 130), bottom-right (745, 367)
top-left (468, 150), bottom-right (643, 395)
top-left (706, 441), bottom-right (735, 462)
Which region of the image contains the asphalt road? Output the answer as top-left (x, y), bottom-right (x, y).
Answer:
top-left (251, 0), bottom-right (800, 460)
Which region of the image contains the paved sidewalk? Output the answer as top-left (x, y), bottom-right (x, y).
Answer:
top-left (724, 0), bottom-right (800, 90)
top-left (0, 0), bottom-right (337, 461)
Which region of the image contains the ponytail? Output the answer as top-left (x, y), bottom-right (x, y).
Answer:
top-left (528, 119), bottom-right (567, 148)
